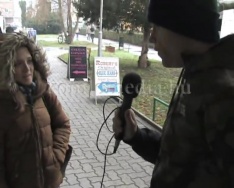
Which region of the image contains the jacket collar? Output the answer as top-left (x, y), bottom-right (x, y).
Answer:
top-left (0, 71), bottom-right (48, 101)
top-left (183, 34), bottom-right (234, 73)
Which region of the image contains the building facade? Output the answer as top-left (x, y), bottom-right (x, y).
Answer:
top-left (0, 0), bottom-right (21, 30)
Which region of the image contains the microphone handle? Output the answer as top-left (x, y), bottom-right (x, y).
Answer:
top-left (116, 97), bottom-right (133, 140)
top-left (113, 97), bottom-right (133, 153)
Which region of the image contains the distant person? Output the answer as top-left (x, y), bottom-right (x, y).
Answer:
top-left (33, 29), bottom-right (37, 42)
top-left (6, 26), bottom-right (14, 33)
top-left (90, 25), bottom-right (95, 43)
top-left (0, 27), bottom-right (2, 34)
top-left (76, 27), bottom-right (79, 40)
top-left (86, 25), bottom-right (91, 41)
top-left (27, 28), bottom-right (33, 39)
top-left (66, 30), bottom-right (71, 44)
top-left (27, 29), bottom-right (37, 42)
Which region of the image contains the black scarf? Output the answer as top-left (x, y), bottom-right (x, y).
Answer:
top-left (18, 82), bottom-right (37, 105)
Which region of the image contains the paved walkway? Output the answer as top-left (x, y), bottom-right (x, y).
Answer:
top-left (45, 48), bottom-right (155, 188)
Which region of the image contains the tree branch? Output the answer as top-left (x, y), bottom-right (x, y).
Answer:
top-left (50, 0), bottom-right (59, 5)
top-left (58, 0), bottom-right (65, 34)
top-left (220, 2), bottom-right (234, 11)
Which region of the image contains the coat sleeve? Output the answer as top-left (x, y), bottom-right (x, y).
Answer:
top-left (0, 126), bottom-right (9, 188)
top-left (124, 127), bottom-right (161, 164)
top-left (44, 86), bottom-right (71, 166)
top-left (203, 98), bottom-right (234, 187)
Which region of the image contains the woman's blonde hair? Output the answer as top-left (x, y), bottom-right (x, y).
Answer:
top-left (0, 32), bottom-right (50, 93)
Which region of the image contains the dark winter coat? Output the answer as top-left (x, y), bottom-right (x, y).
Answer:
top-left (128, 34), bottom-right (234, 188)
top-left (0, 33), bottom-right (71, 188)
top-left (0, 72), bottom-right (71, 188)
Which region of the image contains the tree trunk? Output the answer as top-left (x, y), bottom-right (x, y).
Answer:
top-left (137, 0), bottom-right (151, 68)
top-left (66, 0), bottom-right (72, 44)
top-left (58, 0), bottom-right (66, 35)
top-left (19, 1), bottom-right (26, 27)
top-left (138, 23), bottom-right (151, 68)
top-left (35, 0), bottom-right (51, 25)
top-left (72, 15), bottom-right (79, 40)
top-left (58, 0), bottom-right (79, 44)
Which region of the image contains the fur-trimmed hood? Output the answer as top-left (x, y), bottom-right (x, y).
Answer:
top-left (0, 32), bottom-right (50, 111)
top-left (0, 71), bottom-right (48, 113)
top-left (0, 32), bottom-right (50, 92)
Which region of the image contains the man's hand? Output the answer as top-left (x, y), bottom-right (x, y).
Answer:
top-left (112, 109), bottom-right (138, 142)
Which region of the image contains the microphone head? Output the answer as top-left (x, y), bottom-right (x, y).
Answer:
top-left (122, 72), bottom-right (142, 98)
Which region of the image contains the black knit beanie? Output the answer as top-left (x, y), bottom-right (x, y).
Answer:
top-left (148, 0), bottom-right (220, 43)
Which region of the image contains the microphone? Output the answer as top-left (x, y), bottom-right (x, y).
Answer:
top-left (113, 72), bottom-right (142, 153)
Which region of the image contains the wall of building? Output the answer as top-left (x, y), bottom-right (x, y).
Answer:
top-left (0, 0), bottom-right (21, 28)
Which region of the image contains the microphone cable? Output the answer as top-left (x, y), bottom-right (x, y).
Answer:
top-left (96, 96), bottom-right (122, 188)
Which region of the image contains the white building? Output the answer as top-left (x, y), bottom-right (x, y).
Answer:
top-left (0, 0), bottom-right (21, 28)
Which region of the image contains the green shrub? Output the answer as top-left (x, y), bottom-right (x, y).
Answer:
top-left (25, 13), bottom-right (62, 34)
top-left (79, 28), bottom-right (154, 48)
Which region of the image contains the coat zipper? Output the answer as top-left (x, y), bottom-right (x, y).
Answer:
top-left (30, 105), bottom-right (45, 187)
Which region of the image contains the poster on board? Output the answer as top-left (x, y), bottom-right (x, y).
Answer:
top-left (94, 57), bottom-right (120, 97)
top-left (68, 46), bottom-right (87, 79)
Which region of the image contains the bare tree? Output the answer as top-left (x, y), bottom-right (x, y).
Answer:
top-left (138, 22), bottom-right (151, 68)
top-left (36, 0), bottom-right (51, 24)
top-left (56, 0), bottom-right (79, 43)
top-left (58, 0), bottom-right (66, 33)
top-left (66, 0), bottom-right (79, 43)
top-left (137, 0), bottom-right (151, 68)
top-left (220, 1), bottom-right (234, 10)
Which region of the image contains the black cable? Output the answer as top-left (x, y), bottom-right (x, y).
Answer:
top-left (100, 134), bottom-right (115, 188)
top-left (96, 106), bottom-right (118, 155)
top-left (102, 96), bottom-right (122, 132)
top-left (96, 96), bottom-right (122, 155)
top-left (96, 96), bottom-right (122, 188)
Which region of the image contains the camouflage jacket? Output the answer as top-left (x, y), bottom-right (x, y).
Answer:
top-left (129, 34), bottom-right (234, 188)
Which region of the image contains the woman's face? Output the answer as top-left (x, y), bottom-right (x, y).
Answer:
top-left (14, 47), bottom-right (34, 86)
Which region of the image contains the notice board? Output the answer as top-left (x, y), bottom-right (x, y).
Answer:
top-left (94, 57), bottom-right (120, 97)
top-left (68, 46), bottom-right (87, 79)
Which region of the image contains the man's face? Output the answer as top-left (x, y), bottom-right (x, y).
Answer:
top-left (14, 47), bottom-right (34, 86)
top-left (149, 25), bottom-right (184, 68)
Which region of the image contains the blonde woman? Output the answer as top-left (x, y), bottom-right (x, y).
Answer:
top-left (0, 32), bottom-right (71, 188)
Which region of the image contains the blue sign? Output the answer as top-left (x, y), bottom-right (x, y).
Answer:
top-left (97, 69), bottom-right (117, 77)
top-left (98, 82), bottom-right (118, 93)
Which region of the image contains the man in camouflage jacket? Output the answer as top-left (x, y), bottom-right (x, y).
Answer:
top-left (113, 0), bottom-right (234, 187)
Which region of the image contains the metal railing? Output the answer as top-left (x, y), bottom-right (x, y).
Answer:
top-left (152, 97), bottom-right (169, 121)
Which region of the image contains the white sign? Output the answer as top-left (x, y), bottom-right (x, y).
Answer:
top-left (220, 9), bottom-right (234, 38)
top-left (94, 57), bottom-right (120, 97)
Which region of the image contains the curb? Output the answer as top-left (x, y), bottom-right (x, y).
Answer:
top-left (132, 106), bottom-right (162, 131)
top-left (58, 56), bottom-right (67, 64)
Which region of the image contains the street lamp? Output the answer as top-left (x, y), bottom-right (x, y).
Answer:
top-left (98, 0), bottom-right (103, 57)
